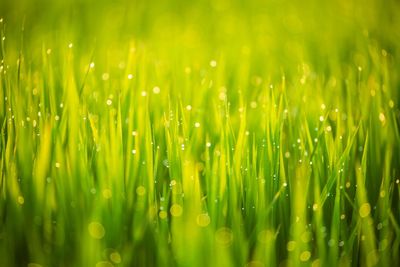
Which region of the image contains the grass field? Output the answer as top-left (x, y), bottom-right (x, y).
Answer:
top-left (1, 0), bottom-right (400, 266)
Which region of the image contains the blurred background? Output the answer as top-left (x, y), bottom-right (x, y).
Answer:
top-left (1, 0), bottom-right (399, 69)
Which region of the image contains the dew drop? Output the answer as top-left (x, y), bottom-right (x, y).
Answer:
top-left (88, 221), bottom-right (105, 239)
top-left (153, 86), bottom-right (160, 94)
top-left (359, 203), bottom-right (371, 218)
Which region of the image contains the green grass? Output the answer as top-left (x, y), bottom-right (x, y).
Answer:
top-left (1, 0), bottom-right (400, 266)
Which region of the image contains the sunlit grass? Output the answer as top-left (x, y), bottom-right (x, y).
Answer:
top-left (1, 0), bottom-right (400, 266)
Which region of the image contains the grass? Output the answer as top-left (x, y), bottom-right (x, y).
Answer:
top-left (0, 0), bottom-right (400, 266)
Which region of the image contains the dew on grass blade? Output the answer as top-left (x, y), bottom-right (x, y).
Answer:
top-left (136, 186), bottom-right (146, 196)
top-left (102, 189), bottom-right (112, 199)
top-left (17, 196), bottom-right (24, 205)
top-left (312, 259), bottom-right (321, 267)
top-left (170, 204), bottom-right (183, 217)
top-left (219, 91), bottom-right (227, 101)
top-left (159, 210), bottom-right (167, 219)
top-left (257, 229), bottom-right (274, 243)
top-left (215, 227), bottom-right (233, 246)
top-left (359, 203), bottom-right (371, 218)
top-left (312, 203), bottom-right (318, 211)
top-left (163, 159), bottom-right (169, 168)
top-left (196, 213), bottom-right (210, 227)
top-left (110, 251), bottom-right (121, 264)
top-left (88, 221), bottom-right (105, 239)
top-left (300, 251), bottom-right (311, 262)
top-left (379, 112), bottom-right (385, 123)
top-left (153, 86), bottom-right (160, 94)
top-left (287, 240), bottom-right (296, 251)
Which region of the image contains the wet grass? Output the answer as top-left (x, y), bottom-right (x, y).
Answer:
top-left (1, 0), bottom-right (400, 266)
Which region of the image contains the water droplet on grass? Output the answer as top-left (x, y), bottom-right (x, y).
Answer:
top-left (216, 227), bottom-right (233, 246)
top-left (153, 86), bottom-right (160, 94)
top-left (17, 196), bottom-right (24, 205)
top-left (163, 159), bottom-right (169, 168)
top-left (300, 251), bottom-right (311, 262)
top-left (88, 221), bottom-right (105, 239)
top-left (287, 241), bottom-right (296, 251)
top-left (159, 210), bottom-right (167, 219)
top-left (379, 112), bottom-right (385, 122)
top-left (102, 189), bottom-right (112, 199)
top-left (110, 251), bottom-right (121, 264)
top-left (136, 186), bottom-right (146, 196)
top-left (196, 213), bottom-right (211, 227)
top-left (170, 204), bottom-right (183, 217)
top-left (359, 203), bottom-right (371, 218)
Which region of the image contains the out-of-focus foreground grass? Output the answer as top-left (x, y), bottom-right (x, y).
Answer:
top-left (1, 0), bottom-right (400, 266)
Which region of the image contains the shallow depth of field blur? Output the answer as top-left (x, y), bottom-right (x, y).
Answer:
top-left (1, 0), bottom-right (400, 266)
